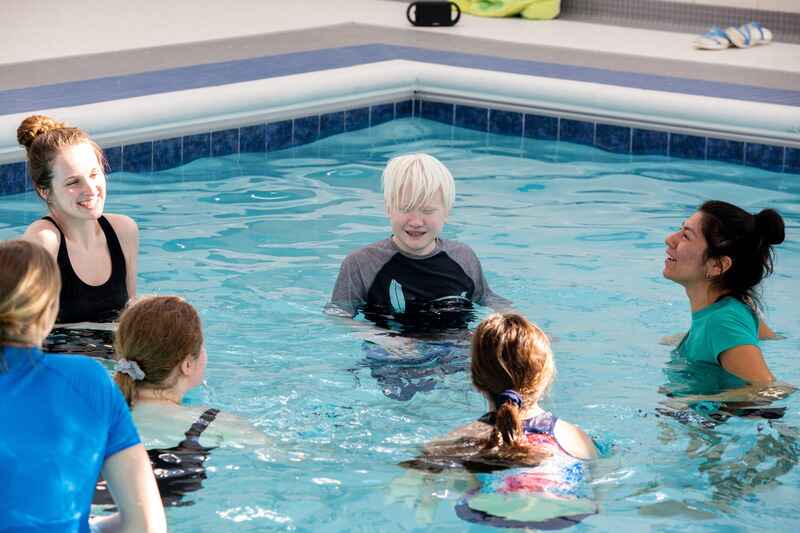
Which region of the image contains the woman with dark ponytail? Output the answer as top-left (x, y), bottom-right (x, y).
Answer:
top-left (663, 200), bottom-right (786, 384)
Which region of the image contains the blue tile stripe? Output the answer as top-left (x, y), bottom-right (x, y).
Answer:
top-left (0, 101), bottom-right (404, 194)
top-left (0, 161), bottom-right (28, 195)
top-left (2, 44), bottom-right (799, 116)
top-left (2, 97), bottom-right (798, 195)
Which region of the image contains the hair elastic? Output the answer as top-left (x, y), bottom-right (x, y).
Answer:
top-left (115, 358), bottom-right (145, 381)
top-left (494, 389), bottom-right (523, 409)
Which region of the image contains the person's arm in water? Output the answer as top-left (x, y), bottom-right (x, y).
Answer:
top-left (325, 307), bottom-right (420, 357)
top-left (205, 411), bottom-right (272, 448)
top-left (662, 324), bottom-right (776, 345)
top-left (719, 344), bottom-right (774, 384)
top-left (325, 253), bottom-right (422, 355)
top-left (662, 345), bottom-right (794, 405)
top-left (90, 444), bottom-right (166, 533)
top-left (758, 319), bottom-right (777, 340)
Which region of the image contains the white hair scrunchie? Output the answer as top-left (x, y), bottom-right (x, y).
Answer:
top-left (115, 359), bottom-right (146, 381)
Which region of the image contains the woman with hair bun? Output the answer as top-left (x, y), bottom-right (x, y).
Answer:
top-left (18, 115), bottom-right (138, 325)
top-left (663, 200), bottom-right (786, 384)
top-left (0, 240), bottom-right (164, 532)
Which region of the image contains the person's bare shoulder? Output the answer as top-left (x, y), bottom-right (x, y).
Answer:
top-left (209, 411), bottom-right (271, 448)
top-left (105, 214), bottom-right (140, 263)
top-left (553, 419), bottom-right (598, 460)
top-left (22, 219), bottom-right (61, 257)
top-left (104, 213), bottom-right (139, 242)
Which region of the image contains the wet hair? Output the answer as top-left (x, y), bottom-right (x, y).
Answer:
top-left (470, 313), bottom-right (555, 459)
top-left (382, 153), bottom-right (455, 213)
top-left (699, 201), bottom-right (785, 309)
top-left (17, 114), bottom-right (107, 200)
top-left (114, 296), bottom-right (203, 407)
top-left (0, 240), bottom-right (61, 351)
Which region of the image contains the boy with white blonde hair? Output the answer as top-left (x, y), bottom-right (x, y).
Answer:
top-left (327, 153), bottom-right (509, 329)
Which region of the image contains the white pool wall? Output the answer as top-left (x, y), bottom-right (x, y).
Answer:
top-left (2, 59), bottom-right (799, 165)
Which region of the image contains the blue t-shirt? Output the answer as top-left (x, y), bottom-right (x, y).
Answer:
top-left (0, 345), bottom-right (140, 532)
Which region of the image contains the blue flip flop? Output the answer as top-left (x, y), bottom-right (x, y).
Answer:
top-left (726, 21), bottom-right (773, 49)
top-left (694, 26), bottom-right (731, 50)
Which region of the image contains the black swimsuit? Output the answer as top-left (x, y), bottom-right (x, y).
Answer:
top-left (94, 408), bottom-right (221, 507)
top-left (42, 215), bottom-right (128, 323)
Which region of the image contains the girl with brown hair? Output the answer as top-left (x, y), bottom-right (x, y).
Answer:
top-left (468, 313), bottom-right (596, 462)
top-left (113, 295), bottom-right (207, 410)
top-left (18, 114), bottom-right (139, 325)
top-left (0, 240), bottom-right (165, 532)
top-left (405, 313), bottom-right (597, 528)
top-left (95, 295), bottom-right (265, 506)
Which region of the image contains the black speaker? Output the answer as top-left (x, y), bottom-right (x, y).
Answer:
top-left (407, 1), bottom-right (461, 27)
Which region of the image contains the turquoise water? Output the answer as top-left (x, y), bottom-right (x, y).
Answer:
top-left (1, 118), bottom-right (799, 530)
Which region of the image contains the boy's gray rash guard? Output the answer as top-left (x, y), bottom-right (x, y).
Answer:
top-left (326, 237), bottom-right (510, 320)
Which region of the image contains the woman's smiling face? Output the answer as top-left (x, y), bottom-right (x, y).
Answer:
top-left (663, 211), bottom-right (711, 286)
top-left (44, 142), bottom-right (106, 221)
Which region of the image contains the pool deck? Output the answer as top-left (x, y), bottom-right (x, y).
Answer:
top-left (1, 0), bottom-right (799, 169)
top-left (3, 0), bottom-right (798, 92)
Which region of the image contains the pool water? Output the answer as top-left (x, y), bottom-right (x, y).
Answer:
top-left (2, 118), bottom-right (798, 531)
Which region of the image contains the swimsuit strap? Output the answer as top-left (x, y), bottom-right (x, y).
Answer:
top-left (478, 410), bottom-right (558, 436)
top-left (41, 215), bottom-right (64, 235)
top-left (41, 216), bottom-right (69, 265)
top-left (523, 410), bottom-right (558, 436)
top-left (96, 215), bottom-right (127, 281)
top-left (178, 408), bottom-right (221, 448)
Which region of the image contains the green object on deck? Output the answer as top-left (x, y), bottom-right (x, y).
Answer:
top-left (454, 0), bottom-right (561, 20)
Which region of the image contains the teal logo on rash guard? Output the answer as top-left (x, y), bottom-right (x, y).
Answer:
top-left (389, 279), bottom-right (406, 313)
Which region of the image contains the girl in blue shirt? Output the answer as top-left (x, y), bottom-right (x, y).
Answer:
top-left (0, 240), bottom-right (164, 532)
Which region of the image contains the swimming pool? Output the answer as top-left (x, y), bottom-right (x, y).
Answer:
top-left (1, 118), bottom-right (798, 530)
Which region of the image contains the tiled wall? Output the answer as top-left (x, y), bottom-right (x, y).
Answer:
top-left (416, 98), bottom-right (799, 174)
top-left (561, 0), bottom-right (800, 43)
top-left (0, 100), bottom-right (411, 196)
top-left (2, 96), bottom-right (797, 196)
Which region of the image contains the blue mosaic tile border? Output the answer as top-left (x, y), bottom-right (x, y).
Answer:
top-left (420, 100), bottom-right (798, 174)
top-left (2, 97), bottom-right (798, 195)
top-left (0, 100), bottom-right (413, 195)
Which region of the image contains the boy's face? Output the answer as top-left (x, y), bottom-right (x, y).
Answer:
top-left (388, 188), bottom-right (448, 256)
